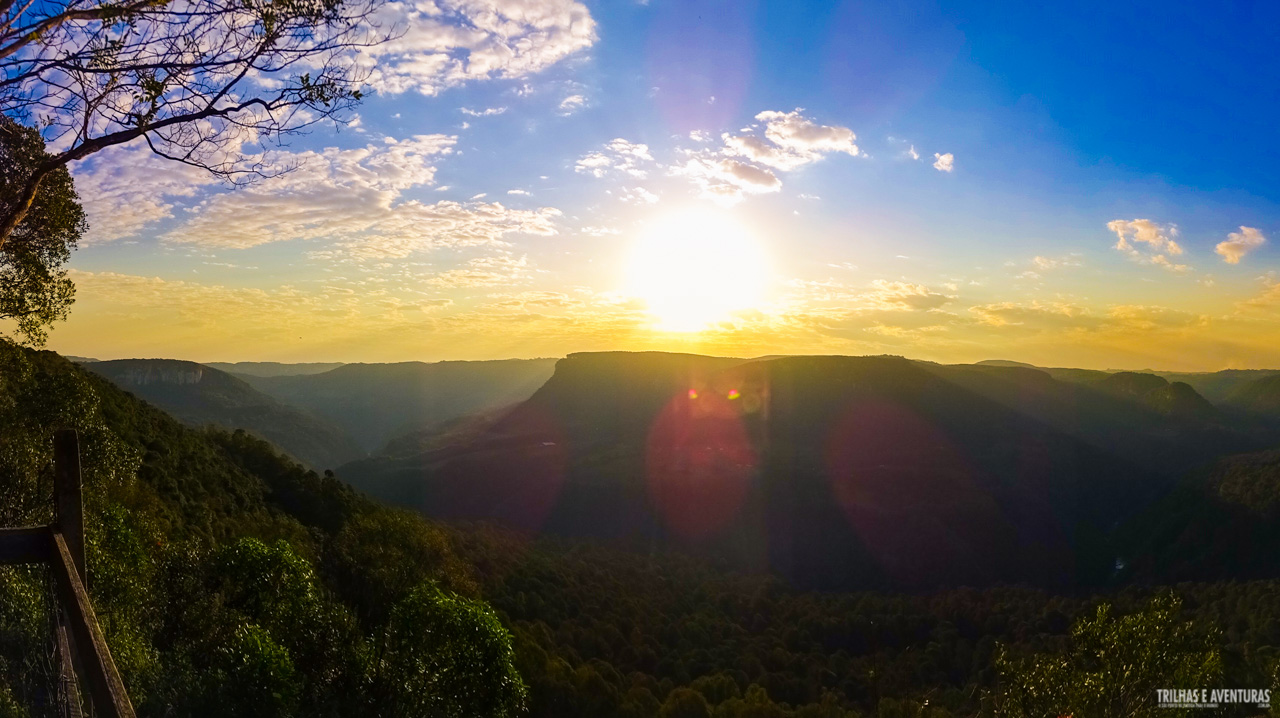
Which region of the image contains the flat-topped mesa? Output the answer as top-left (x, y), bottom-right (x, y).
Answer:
top-left (87, 359), bottom-right (256, 392)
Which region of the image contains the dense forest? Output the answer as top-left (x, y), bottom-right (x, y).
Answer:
top-left (3, 343), bottom-right (1280, 716)
top-left (0, 343), bottom-right (524, 717)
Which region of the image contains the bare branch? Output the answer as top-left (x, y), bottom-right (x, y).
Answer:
top-left (0, 0), bottom-right (394, 247)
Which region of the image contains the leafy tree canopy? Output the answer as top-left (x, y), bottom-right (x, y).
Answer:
top-left (0, 119), bottom-right (82, 345)
top-left (994, 595), bottom-right (1223, 718)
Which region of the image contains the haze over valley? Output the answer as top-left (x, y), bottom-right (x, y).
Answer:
top-left (80, 350), bottom-right (1280, 592)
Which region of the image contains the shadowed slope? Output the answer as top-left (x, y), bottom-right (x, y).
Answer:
top-left (339, 352), bottom-right (1177, 590)
top-left (1224, 374), bottom-right (1280, 417)
top-left (86, 359), bottom-right (364, 471)
top-left (243, 358), bottom-right (558, 452)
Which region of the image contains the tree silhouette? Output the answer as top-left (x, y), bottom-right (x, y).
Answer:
top-left (0, 0), bottom-right (390, 246)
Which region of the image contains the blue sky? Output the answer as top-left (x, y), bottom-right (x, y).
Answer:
top-left (46, 0), bottom-right (1280, 369)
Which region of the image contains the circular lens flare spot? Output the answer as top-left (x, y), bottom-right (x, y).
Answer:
top-left (647, 391), bottom-right (756, 540)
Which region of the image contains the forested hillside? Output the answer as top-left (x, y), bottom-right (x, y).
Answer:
top-left (83, 359), bottom-right (365, 471)
top-left (0, 343), bottom-right (524, 716)
top-left (1225, 374), bottom-right (1280, 418)
top-left (463, 534), bottom-right (1280, 717)
top-left (243, 359), bottom-right (557, 452)
top-left (5, 345), bottom-right (1280, 716)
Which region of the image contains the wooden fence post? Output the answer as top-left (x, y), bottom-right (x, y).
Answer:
top-left (54, 429), bottom-right (85, 585)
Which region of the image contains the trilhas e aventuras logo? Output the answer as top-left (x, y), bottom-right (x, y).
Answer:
top-left (1156, 688), bottom-right (1270, 709)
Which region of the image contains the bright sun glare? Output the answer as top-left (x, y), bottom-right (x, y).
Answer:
top-left (626, 210), bottom-right (770, 332)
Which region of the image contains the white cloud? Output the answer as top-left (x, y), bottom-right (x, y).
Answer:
top-left (72, 143), bottom-right (220, 243)
top-left (722, 134), bottom-right (814, 171)
top-left (1150, 254), bottom-right (1192, 274)
top-left (1107, 218), bottom-right (1189, 272)
top-left (671, 155), bottom-right (782, 205)
top-left (1108, 219), bottom-right (1183, 254)
top-left (672, 109), bottom-right (856, 203)
top-left (1215, 226), bottom-right (1266, 264)
top-left (426, 253), bottom-right (530, 287)
top-left (1023, 254), bottom-right (1083, 275)
top-left (969, 301), bottom-right (1095, 329)
top-left (361, 0), bottom-right (597, 96)
top-left (507, 189), bottom-right (531, 196)
top-left (328, 201), bottom-right (561, 260)
top-left (139, 135), bottom-right (563, 258)
top-left (932, 152), bottom-right (954, 172)
top-left (721, 109), bottom-right (858, 171)
top-left (756, 109), bottom-right (859, 157)
top-left (460, 106), bottom-right (508, 116)
top-left (558, 94), bottom-right (587, 114)
top-left (864, 280), bottom-right (953, 311)
top-left (574, 138), bottom-right (654, 178)
top-left (908, 145), bottom-right (920, 161)
top-left (574, 152), bottom-right (612, 177)
top-left (619, 186), bottom-right (658, 204)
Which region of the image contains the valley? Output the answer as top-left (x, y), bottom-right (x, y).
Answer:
top-left (14, 346), bottom-right (1280, 716)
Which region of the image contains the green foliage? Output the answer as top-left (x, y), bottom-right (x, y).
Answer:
top-left (0, 346), bottom-right (526, 717)
top-left (993, 595), bottom-right (1222, 717)
top-left (86, 505), bottom-right (161, 703)
top-left (0, 120), bottom-right (84, 346)
top-left (213, 538), bottom-right (318, 622)
top-left (661, 687), bottom-right (711, 718)
top-left (371, 582), bottom-right (528, 718)
top-left (4, 346), bottom-right (1280, 717)
top-left (1214, 449), bottom-right (1280, 516)
top-left (0, 566), bottom-right (52, 714)
top-left (0, 683), bottom-right (28, 718)
top-left (328, 509), bottom-right (477, 625)
top-left (449, 527), bottom-right (1280, 718)
top-left (208, 623), bottom-right (301, 718)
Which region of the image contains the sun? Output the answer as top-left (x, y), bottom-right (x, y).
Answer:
top-left (625, 209), bottom-right (770, 332)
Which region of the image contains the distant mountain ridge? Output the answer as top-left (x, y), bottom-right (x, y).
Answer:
top-left (207, 361), bottom-right (346, 377)
top-left (1224, 374), bottom-right (1280, 417)
top-left (242, 358), bottom-right (558, 452)
top-left (85, 359), bottom-right (364, 470)
top-left (337, 351), bottom-right (1272, 590)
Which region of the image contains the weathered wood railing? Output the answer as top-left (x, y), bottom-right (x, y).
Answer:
top-left (0, 430), bottom-right (135, 717)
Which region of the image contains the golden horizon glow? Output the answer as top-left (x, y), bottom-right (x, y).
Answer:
top-left (624, 209), bottom-right (771, 333)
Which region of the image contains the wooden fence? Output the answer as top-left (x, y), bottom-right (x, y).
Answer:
top-left (0, 429), bottom-right (135, 717)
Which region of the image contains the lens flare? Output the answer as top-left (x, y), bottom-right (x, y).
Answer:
top-left (646, 390), bottom-right (756, 540)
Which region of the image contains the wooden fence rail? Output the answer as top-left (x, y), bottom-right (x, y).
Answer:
top-left (0, 429), bottom-right (135, 718)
